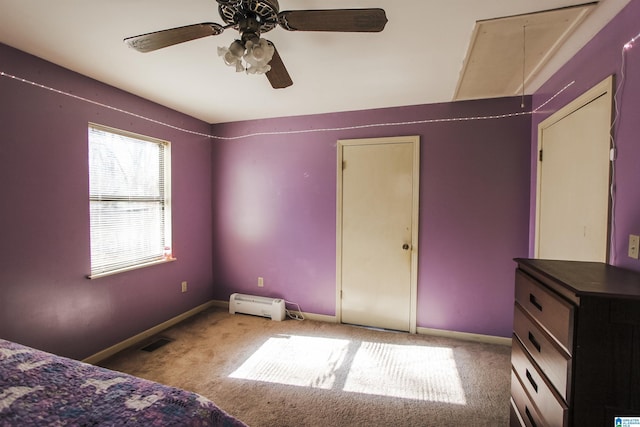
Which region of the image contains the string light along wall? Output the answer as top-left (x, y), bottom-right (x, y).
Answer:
top-left (2, 31), bottom-right (638, 266)
top-left (1, 69), bottom-right (568, 141)
top-left (0, 29), bottom-right (638, 141)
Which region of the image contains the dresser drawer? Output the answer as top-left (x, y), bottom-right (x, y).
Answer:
top-left (514, 304), bottom-right (571, 401)
top-left (515, 270), bottom-right (575, 354)
top-left (511, 370), bottom-right (545, 427)
top-left (510, 398), bottom-right (525, 427)
top-left (512, 336), bottom-right (568, 426)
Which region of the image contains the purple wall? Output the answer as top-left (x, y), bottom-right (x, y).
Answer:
top-left (0, 44), bottom-right (214, 360)
top-left (8, 0), bottom-right (635, 354)
top-left (529, 0), bottom-right (640, 271)
top-left (211, 98), bottom-right (532, 338)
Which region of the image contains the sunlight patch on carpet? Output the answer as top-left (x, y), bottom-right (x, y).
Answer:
top-left (229, 335), bottom-right (349, 389)
top-left (343, 341), bottom-right (466, 404)
top-left (228, 335), bottom-right (466, 404)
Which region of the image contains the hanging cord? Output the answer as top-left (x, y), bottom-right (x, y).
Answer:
top-left (284, 300), bottom-right (305, 321)
top-left (609, 31), bottom-right (640, 263)
top-left (608, 45), bottom-right (626, 264)
top-left (521, 25), bottom-right (527, 109)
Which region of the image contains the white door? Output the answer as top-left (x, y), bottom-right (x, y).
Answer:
top-left (536, 76), bottom-right (613, 262)
top-left (337, 136), bottom-right (419, 332)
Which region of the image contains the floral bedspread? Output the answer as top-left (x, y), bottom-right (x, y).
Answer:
top-left (0, 339), bottom-right (247, 426)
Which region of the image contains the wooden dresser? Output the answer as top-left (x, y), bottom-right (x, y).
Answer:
top-left (510, 259), bottom-right (640, 427)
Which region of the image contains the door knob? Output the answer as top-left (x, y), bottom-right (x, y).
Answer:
top-left (402, 244), bottom-right (410, 250)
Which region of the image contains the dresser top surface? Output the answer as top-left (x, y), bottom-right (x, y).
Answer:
top-left (515, 258), bottom-right (640, 300)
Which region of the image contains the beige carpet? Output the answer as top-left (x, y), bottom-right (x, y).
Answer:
top-left (101, 307), bottom-right (511, 426)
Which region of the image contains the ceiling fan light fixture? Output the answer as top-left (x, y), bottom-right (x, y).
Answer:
top-left (217, 39), bottom-right (246, 72)
top-left (218, 37), bottom-right (275, 75)
top-left (243, 38), bottom-right (275, 75)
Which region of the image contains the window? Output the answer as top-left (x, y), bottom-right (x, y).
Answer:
top-left (88, 123), bottom-right (172, 278)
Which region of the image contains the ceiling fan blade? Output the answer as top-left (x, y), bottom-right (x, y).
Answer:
top-left (124, 23), bottom-right (225, 52)
top-left (265, 42), bottom-right (293, 89)
top-left (278, 9), bottom-right (387, 32)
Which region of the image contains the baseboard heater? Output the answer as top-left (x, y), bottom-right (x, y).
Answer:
top-left (229, 293), bottom-right (286, 321)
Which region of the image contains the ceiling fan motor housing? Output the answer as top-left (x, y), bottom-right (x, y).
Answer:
top-left (218, 0), bottom-right (280, 34)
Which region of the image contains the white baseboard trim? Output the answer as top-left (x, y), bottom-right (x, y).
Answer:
top-left (213, 299), bottom-right (337, 323)
top-left (219, 297), bottom-right (506, 343)
top-left (292, 311), bottom-right (337, 323)
top-left (96, 298), bottom-right (508, 354)
top-left (82, 301), bottom-right (217, 365)
top-left (417, 326), bottom-right (512, 346)
top-left (283, 310), bottom-right (509, 344)
top-left (209, 299), bottom-right (229, 309)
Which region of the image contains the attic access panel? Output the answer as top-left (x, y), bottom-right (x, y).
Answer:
top-left (454, 2), bottom-right (597, 101)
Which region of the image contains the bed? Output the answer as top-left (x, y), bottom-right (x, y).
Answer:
top-left (0, 338), bottom-right (248, 426)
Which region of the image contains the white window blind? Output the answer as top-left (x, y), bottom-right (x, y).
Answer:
top-left (88, 123), bottom-right (171, 277)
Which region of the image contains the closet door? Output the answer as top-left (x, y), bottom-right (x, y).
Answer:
top-left (536, 76), bottom-right (613, 262)
top-left (337, 136), bottom-right (419, 332)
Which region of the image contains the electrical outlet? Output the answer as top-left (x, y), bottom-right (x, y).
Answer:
top-left (181, 281), bottom-right (188, 293)
top-left (629, 234), bottom-right (640, 259)
top-left (629, 235), bottom-right (640, 259)
top-left (258, 277), bottom-right (264, 287)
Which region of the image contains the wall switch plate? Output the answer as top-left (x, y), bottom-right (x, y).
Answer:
top-left (181, 281), bottom-right (188, 292)
top-left (629, 235), bottom-right (639, 259)
top-left (258, 277), bottom-right (264, 287)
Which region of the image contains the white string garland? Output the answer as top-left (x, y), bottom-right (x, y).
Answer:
top-left (608, 30), bottom-right (640, 263)
top-left (1, 69), bottom-right (573, 141)
top-left (0, 71), bottom-right (214, 139)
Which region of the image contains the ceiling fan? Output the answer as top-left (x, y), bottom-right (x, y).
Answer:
top-left (124, 0), bottom-right (388, 89)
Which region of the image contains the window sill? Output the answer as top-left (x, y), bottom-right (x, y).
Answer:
top-left (87, 257), bottom-right (176, 280)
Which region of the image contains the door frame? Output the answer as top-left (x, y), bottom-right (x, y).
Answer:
top-left (336, 136), bottom-right (420, 333)
top-left (534, 75), bottom-right (614, 261)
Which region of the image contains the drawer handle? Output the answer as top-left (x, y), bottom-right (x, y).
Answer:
top-left (528, 331), bottom-right (541, 353)
top-left (529, 293), bottom-right (543, 311)
top-left (525, 405), bottom-right (538, 427)
top-left (525, 369), bottom-right (538, 393)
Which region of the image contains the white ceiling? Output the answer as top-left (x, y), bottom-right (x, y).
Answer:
top-left (0, 0), bottom-right (631, 124)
